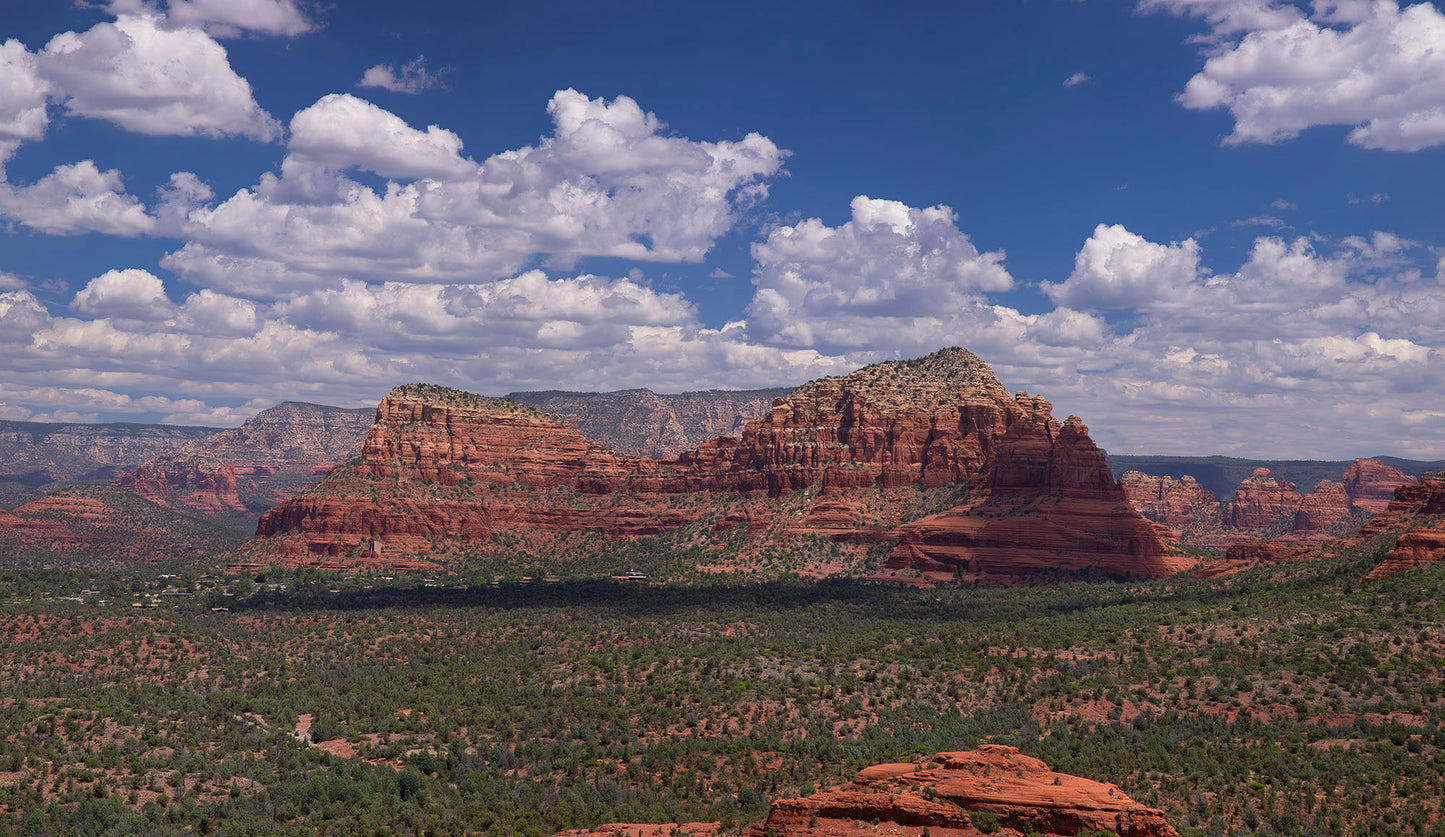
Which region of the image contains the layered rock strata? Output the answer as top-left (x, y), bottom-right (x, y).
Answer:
top-left (1360, 475), bottom-right (1445, 580)
top-left (747, 745), bottom-right (1177, 837)
top-left (257, 349), bottom-right (1187, 580)
top-left (1125, 459), bottom-right (1414, 551)
top-left (1121, 472), bottom-right (1219, 529)
top-left (0, 420), bottom-right (218, 483)
top-left (1225, 468), bottom-right (1303, 529)
top-left (1291, 480), bottom-right (1353, 534)
top-left (1343, 459), bottom-right (1417, 514)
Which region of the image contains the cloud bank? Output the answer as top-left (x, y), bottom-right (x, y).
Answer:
top-left (0, 2), bottom-right (1440, 459)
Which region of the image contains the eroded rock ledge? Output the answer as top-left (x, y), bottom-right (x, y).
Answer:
top-left (747, 745), bottom-right (1177, 837)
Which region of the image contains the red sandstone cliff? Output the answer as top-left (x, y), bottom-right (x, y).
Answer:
top-left (1128, 459), bottom-right (1411, 552)
top-left (1122, 472), bottom-right (1219, 529)
top-left (255, 349), bottom-right (1187, 581)
top-left (1359, 475), bottom-right (1445, 580)
top-left (747, 745), bottom-right (1177, 837)
top-left (885, 415), bottom-right (1192, 580)
top-left (1192, 473), bottom-right (1445, 580)
top-left (1224, 468), bottom-right (1302, 529)
top-left (1343, 458), bottom-right (1417, 514)
top-left (1291, 480), bottom-right (1353, 535)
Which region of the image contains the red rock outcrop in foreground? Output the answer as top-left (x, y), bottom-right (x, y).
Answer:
top-left (257, 349), bottom-right (1188, 580)
top-left (747, 745), bottom-right (1177, 837)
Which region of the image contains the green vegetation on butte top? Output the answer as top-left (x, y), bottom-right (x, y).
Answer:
top-left (788, 346), bottom-right (1006, 411)
top-left (0, 525), bottom-right (1442, 836)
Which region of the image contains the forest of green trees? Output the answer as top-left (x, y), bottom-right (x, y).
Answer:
top-left (0, 527), bottom-right (1442, 836)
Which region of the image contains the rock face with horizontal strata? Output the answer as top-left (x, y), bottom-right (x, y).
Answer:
top-left (256, 349), bottom-right (1187, 581)
top-left (1225, 468), bottom-right (1303, 529)
top-left (116, 401), bottom-right (374, 523)
top-left (1292, 479), bottom-right (1354, 534)
top-left (1343, 458), bottom-right (1418, 514)
top-left (1122, 472), bottom-right (1220, 529)
top-left (746, 745), bottom-right (1177, 837)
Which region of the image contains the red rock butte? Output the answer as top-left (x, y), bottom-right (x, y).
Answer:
top-left (1358, 474), bottom-right (1445, 580)
top-left (746, 745), bottom-right (1177, 837)
top-left (1123, 459), bottom-right (1417, 553)
top-left (256, 348), bottom-right (1192, 581)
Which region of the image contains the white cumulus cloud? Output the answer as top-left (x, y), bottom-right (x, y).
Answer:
top-left (36, 14), bottom-right (281, 141)
top-left (71, 268), bottom-right (174, 320)
top-left (0, 160), bottom-right (155, 236)
top-left (0, 40), bottom-right (50, 168)
top-left (746, 195), bottom-right (1016, 353)
top-left (165, 89), bottom-right (786, 295)
top-left (287, 94), bottom-right (475, 181)
top-left (105, 0), bottom-right (316, 38)
top-left (1042, 223), bottom-right (1202, 309)
top-left (1155, 0), bottom-right (1445, 150)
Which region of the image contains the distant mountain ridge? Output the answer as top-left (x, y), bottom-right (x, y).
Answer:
top-left (116, 401), bottom-right (375, 529)
top-left (505, 386), bottom-right (794, 459)
top-left (0, 419), bottom-right (222, 485)
top-left (0, 402), bottom-right (373, 565)
top-left (1108, 454), bottom-right (1442, 498)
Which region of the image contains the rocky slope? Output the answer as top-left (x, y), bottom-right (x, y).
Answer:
top-left (115, 402), bottom-right (373, 526)
top-left (506, 387), bottom-right (791, 459)
top-left (746, 745), bottom-right (1177, 837)
top-left (255, 349), bottom-right (1187, 581)
top-left (0, 420), bottom-right (219, 487)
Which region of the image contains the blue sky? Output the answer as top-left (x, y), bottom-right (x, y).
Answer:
top-left (0, 0), bottom-right (1442, 458)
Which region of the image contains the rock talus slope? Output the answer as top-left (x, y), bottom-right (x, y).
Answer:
top-left (257, 349), bottom-right (1187, 580)
top-left (747, 745), bottom-right (1177, 837)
